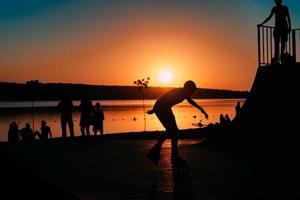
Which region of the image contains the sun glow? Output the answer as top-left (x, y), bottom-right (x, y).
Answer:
top-left (158, 70), bottom-right (174, 84)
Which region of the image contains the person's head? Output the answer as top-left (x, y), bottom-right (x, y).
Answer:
top-left (275, 0), bottom-right (282, 6)
top-left (95, 102), bottom-right (101, 109)
top-left (41, 120), bottom-right (46, 126)
top-left (25, 123), bottom-right (30, 128)
top-left (183, 80), bottom-right (197, 96)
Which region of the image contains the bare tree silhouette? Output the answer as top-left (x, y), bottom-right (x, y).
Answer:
top-left (133, 77), bottom-right (150, 132)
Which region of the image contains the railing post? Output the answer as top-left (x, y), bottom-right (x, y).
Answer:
top-left (258, 25), bottom-right (261, 66)
top-left (270, 27), bottom-right (273, 61)
top-left (292, 30), bottom-right (296, 63)
top-left (267, 28), bottom-right (269, 64)
top-left (262, 27), bottom-right (265, 64)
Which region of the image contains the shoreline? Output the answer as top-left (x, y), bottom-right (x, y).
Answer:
top-left (0, 127), bottom-right (206, 144)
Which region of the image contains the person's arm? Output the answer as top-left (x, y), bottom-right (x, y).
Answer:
top-left (35, 131), bottom-right (41, 139)
top-left (258, 8), bottom-right (274, 26)
top-left (186, 98), bottom-right (209, 119)
top-left (287, 8), bottom-right (291, 32)
top-left (146, 109), bottom-right (155, 114)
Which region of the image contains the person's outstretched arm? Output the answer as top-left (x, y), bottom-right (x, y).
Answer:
top-left (186, 98), bottom-right (209, 119)
top-left (146, 109), bottom-right (155, 114)
top-left (258, 8), bottom-right (274, 26)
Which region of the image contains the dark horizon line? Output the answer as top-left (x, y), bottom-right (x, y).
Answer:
top-left (0, 81), bottom-right (249, 93)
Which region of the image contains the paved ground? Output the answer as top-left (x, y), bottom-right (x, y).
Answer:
top-left (1, 138), bottom-right (299, 200)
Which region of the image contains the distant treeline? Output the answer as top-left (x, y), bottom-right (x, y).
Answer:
top-left (0, 82), bottom-right (248, 101)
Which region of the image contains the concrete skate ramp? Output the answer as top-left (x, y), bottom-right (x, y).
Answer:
top-left (232, 63), bottom-right (300, 155)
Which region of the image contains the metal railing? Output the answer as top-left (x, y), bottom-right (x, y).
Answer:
top-left (258, 25), bottom-right (300, 66)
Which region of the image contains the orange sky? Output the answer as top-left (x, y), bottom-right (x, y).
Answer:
top-left (1, 1), bottom-right (299, 90)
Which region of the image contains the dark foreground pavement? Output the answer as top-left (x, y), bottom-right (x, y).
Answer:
top-left (1, 138), bottom-right (300, 200)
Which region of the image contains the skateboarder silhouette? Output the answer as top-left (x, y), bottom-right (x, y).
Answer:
top-left (146, 80), bottom-right (208, 167)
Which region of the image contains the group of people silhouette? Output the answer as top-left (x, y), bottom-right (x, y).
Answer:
top-left (8, 120), bottom-right (52, 144)
top-left (219, 114), bottom-right (231, 126)
top-left (57, 98), bottom-right (105, 138)
top-left (7, 99), bottom-right (105, 144)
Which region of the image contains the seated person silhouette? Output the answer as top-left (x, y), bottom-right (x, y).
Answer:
top-left (258, 0), bottom-right (291, 63)
top-left (225, 114), bottom-right (231, 123)
top-left (8, 121), bottom-right (19, 144)
top-left (219, 114), bottom-right (227, 125)
top-left (146, 80), bottom-right (208, 167)
top-left (20, 123), bottom-right (36, 143)
top-left (224, 114), bottom-right (232, 127)
top-left (36, 120), bottom-right (52, 141)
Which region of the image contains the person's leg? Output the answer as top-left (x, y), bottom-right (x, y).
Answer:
top-left (153, 133), bottom-right (168, 149)
top-left (147, 111), bottom-right (169, 164)
top-left (171, 133), bottom-right (179, 160)
top-left (148, 110), bottom-right (178, 165)
top-left (280, 31), bottom-right (288, 58)
top-left (100, 123), bottom-right (104, 135)
top-left (152, 111), bottom-right (171, 150)
top-left (86, 125), bottom-right (90, 136)
top-left (159, 112), bottom-right (186, 166)
top-left (165, 115), bottom-right (181, 163)
top-left (93, 125), bottom-right (98, 136)
top-left (80, 125), bottom-right (85, 136)
top-left (274, 40), bottom-right (280, 61)
top-left (61, 118), bottom-right (67, 138)
top-left (68, 119), bottom-right (74, 138)
top-left (281, 40), bottom-right (286, 56)
top-left (273, 29), bottom-right (280, 61)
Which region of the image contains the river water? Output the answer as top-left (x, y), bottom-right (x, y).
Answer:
top-left (0, 99), bottom-right (244, 141)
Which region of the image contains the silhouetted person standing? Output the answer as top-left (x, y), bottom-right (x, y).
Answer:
top-left (146, 80), bottom-right (208, 167)
top-left (36, 120), bottom-right (52, 141)
top-left (93, 102), bottom-right (105, 136)
top-left (235, 101), bottom-right (241, 117)
top-left (8, 122), bottom-right (19, 144)
top-left (57, 98), bottom-right (74, 138)
top-left (20, 123), bottom-right (36, 143)
top-left (259, 0), bottom-right (291, 63)
top-left (80, 98), bottom-right (93, 136)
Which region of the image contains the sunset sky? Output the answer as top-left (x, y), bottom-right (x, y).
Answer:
top-left (0, 0), bottom-right (299, 90)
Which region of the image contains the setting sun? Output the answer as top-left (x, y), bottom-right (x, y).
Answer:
top-left (158, 70), bottom-right (174, 84)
